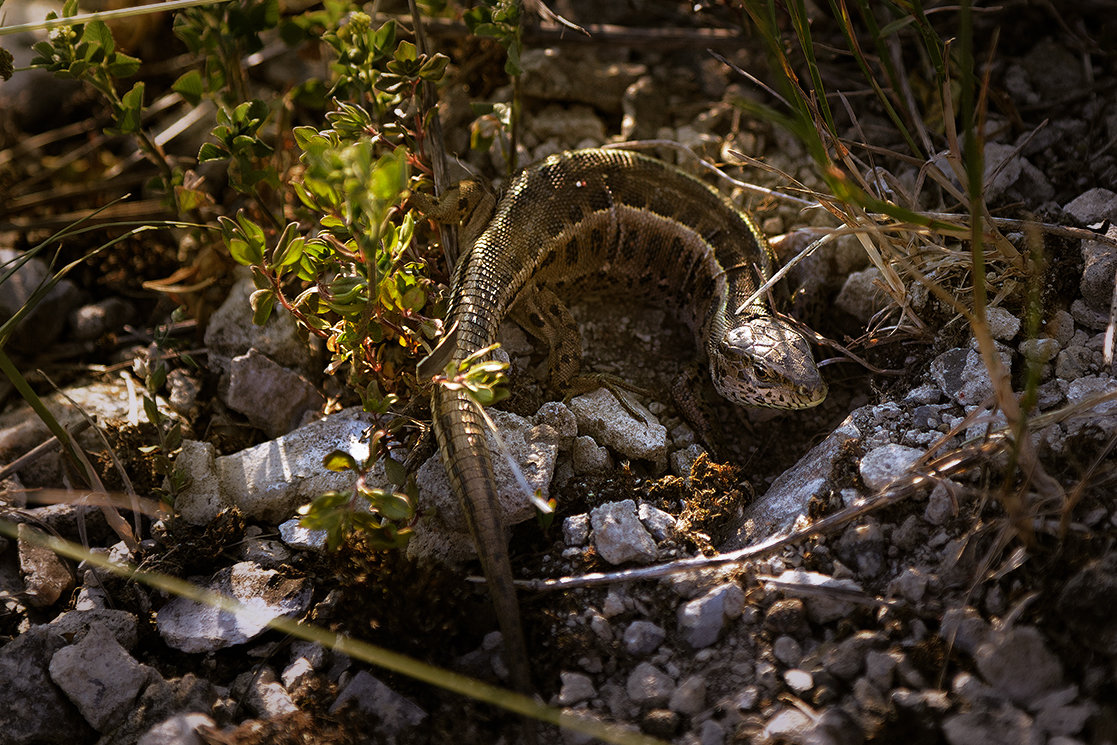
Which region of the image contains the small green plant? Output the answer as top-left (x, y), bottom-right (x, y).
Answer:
top-left (299, 426), bottom-right (416, 551)
top-left (218, 12), bottom-right (451, 408)
top-left (137, 328), bottom-right (191, 507)
top-left (29, 1), bottom-right (166, 178)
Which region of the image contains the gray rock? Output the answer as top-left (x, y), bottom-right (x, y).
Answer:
top-left (590, 500), bottom-right (658, 565)
top-left (981, 142), bottom-right (1053, 202)
top-left (1065, 375), bottom-right (1117, 419)
top-left (834, 267), bottom-right (888, 323)
top-left (157, 562), bottom-right (312, 653)
top-left (167, 369), bottom-right (202, 416)
top-left (1063, 187), bottom-right (1117, 224)
top-left (557, 671), bottom-right (596, 705)
top-left (888, 566), bottom-right (929, 602)
top-left (667, 674), bottom-right (706, 716)
top-left (569, 388), bottom-right (668, 463)
top-left (924, 482), bottom-right (958, 525)
top-left (1070, 298), bottom-right (1110, 331)
top-left (17, 522), bottom-right (73, 607)
top-left (519, 47), bottom-right (645, 115)
top-left (224, 349), bottom-right (324, 437)
top-left (572, 435), bottom-right (613, 474)
top-left (602, 587), bottom-right (628, 618)
top-left (625, 662), bottom-right (675, 708)
top-left (985, 306), bottom-right (1022, 341)
top-left (535, 400), bottom-right (578, 446)
top-left (669, 442), bottom-right (705, 478)
top-left (622, 620), bottom-right (666, 657)
top-left (942, 707), bottom-right (1043, 745)
top-left (1032, 686), bottom-right (1094, 737)
top-left (0, 379), bottom-right (174, 477)
top-left (864, 650), bottom-right (898, 690)
top-left (637, 503), bottom-right (676, 541)
top-left (137, 713), bottom-right (216, 745)
top-left (931, 345), bottom-right (1013, 406)
top-left (100, 671), bottom-right (218, 745)
top-left (677, 582), bottom-right (745, 649)
top-left (763, 707), bottom-right (812, 740)
top-left (640, 708), bottom-right (680, 738)
top-left (529, 103), bottom-right (607, 145)
top-left (698, 718), bottom-right (725, 745)
top-left (1056, 345), bottom-right (1098, 380)
top-left (239, 666), bottom-right (298, 718)
top-left (283, 641), bottom-right (326, 690)
top-left (278, 518), bottom-right (327, 550)
top-left (563, 513), bottom-right (591, 546)
top-left (1018, 337), bottom-right (1060, 365)
top-left (329, 670), bottom-right (427, 732)
top-left (762, 598), bottom-right (809, 637)
top-left (0, 248), bottom-right (79, 351)
top-left (772, 635), bottom-right (803, 667)
top-left (215, 407), bottom-right (378, 524)
top-left (52, 607), bottom-right (140, 649)
top-left (1057, 551), bottom-right (1117, 654)
top-left (414, 407), bottom-right (559, 562)
top-left (0, 624), bottom-right (93, 744)
top-left (1079, 225), bottom-right (1117, 314)
top-left (236, 536), bottom-right (294, 566)
top-left (173, 439), bottom-right (226, 525)
top-left (48, 623), bottom-right (156, 731)
top-left (975, 626), bottom-right (1063, 706)
top-left (69, 297), bottom-right (132, 341)
top-left (823, 631), bottom-right (882, 680)
top-left (784, 668), bottom-right (814, 693)
top-left (771, 569), bottom-right (866, 624)
top-left (1046, 309), bottom-right (1076, 347)
top-left (859, 443), bottom-right (923, 491)
top-left (723, 414), bottom-right (861, 549)
top-left (204, 275), bottom-right (316, 374)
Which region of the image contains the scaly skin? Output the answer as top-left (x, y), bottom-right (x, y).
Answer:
top-left (426, 148), bottom-right (827, 696)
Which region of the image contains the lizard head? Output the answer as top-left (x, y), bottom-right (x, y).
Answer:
top-left (711, 316), bottom-right (827, 410)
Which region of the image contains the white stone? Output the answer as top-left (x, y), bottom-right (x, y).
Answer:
top-left (157, 562), bottom-right (312, 653)
top-left (860, 443), bottom-right (923, 491)
top-left (569, 388), bottom-right (668, 463)
top-left (590, 500), bottom-right (657, 565)
top-left (48, 623), bottom-right (155, 731)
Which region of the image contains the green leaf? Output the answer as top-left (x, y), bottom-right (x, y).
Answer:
top-left (142, 394), bottom-right (163, 426)
top-left (323, 449), bottom-right (358, 472)
top-left (251, 289), bottom-right (275, 325)
top-left (393, 40), bottom-right (417, 63)
top-left (292, 125), bottom-right (320, 151)
top-left (272, 235), bottom-right (304, 270)
top-left (198, 142), bottom-right (227, 162)
top-left (115, 81), bottom-right (144, 133)
top-left (376, 492), bottom-right (413, 521)
top-left (383, 457), bottom-right (407, 486)
top-left (418, 53), bottom-right (450, 81)
top-left (106, 52), bottom-right (140, 78)
top-left (371, 20), bottom-right (396, 54)
top-left (82, 19), bottom-right (114, 56)
top-left (172, 70), bottom-right (204, 105)
top-left (0, 47), bottom-right (14, 82)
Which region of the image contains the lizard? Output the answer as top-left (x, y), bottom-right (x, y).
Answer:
top-left (414, 147), bottom-right (828, 700)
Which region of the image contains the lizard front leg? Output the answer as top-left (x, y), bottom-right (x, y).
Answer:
top-left (511, 286), bottom-right (653, 418)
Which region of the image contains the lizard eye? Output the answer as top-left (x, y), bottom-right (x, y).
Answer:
top-left (754, 364), bottom-right (774, 382)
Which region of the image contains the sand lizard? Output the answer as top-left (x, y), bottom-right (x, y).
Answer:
top-left (416, 147), bottom-right (827, 697)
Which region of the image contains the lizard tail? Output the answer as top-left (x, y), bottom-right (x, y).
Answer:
top-left (431, 385), bottom-right (534, 695)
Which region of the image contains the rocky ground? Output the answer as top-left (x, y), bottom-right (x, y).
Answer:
top-left (1, 2), bottom-right (1116, 745)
